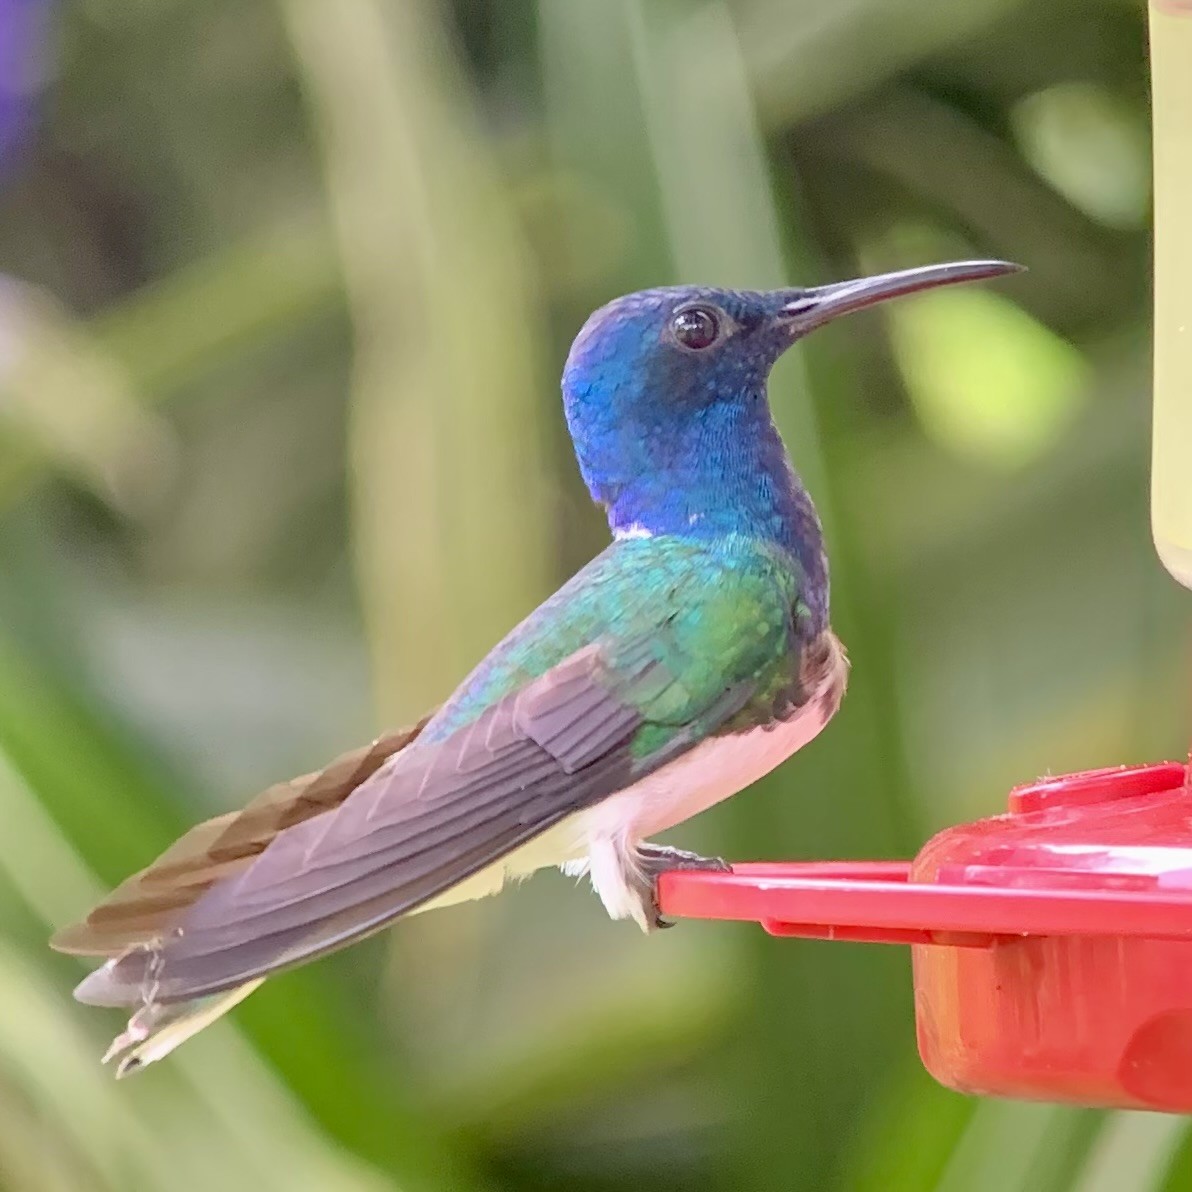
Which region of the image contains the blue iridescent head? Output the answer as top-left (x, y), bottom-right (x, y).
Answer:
top-left (562, 261), bottom-right (1019, 621)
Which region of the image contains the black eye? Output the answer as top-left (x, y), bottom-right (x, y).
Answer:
top-left (671, 306), bottom-right (720, 350)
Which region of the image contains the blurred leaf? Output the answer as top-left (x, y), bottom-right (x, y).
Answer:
top-left (738, 0), bottom-right (1029, 127)
top-left (538, 0), bottom-right (672, 291)
top-left (840, 1066), bottom-right (976, 1192)
top-left (932, 1101), bottom-right (1097, 1192)
top-left (435, 955), bottom-right (737, 1145)
top-left (93, 217), bottom-right (340, 399)
top-left (884, 286), bottom-right (1089, 467)
top-left (0, 631), bottom-right (179, 881)
top-left (0, 278), bottom-right (174, 512)
top-left (282, 0), bottom-right (553, 720)
top-left (0, 219), bottom-right (340, 510)
top-left (1012, 82), bottom-right (1151, 230)
top-left (848, 328), bottom-right (1148, 573)
top-left (1158, 1123), bottom-right (1192, 1192)
top-left (1072, 1112), bottom-right (1185, 1192)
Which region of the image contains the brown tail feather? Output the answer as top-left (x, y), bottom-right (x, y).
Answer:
top-left (51, 716), bottom-right (434, 957)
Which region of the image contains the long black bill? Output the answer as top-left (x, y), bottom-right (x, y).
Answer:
top-left (780, 259), bottom-right (1024, 332)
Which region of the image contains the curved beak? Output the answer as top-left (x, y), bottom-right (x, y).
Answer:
top-left (779, 259), bottom-right (1024, 333)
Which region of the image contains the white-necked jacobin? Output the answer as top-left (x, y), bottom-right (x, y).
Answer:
top-left (53, 259), bottom-right (1020, 1074)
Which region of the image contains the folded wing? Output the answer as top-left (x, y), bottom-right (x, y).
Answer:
top-left (67, 641), bottom-right (687, 1005)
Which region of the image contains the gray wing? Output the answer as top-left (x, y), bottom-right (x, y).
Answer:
top-left (71, 641), bottom-right (714, 1006)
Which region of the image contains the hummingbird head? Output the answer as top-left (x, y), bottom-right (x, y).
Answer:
top-left (561, 261), bottom-right (1021, 604)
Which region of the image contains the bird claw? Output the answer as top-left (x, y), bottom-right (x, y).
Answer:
top-left (101, 1020), bottom-right (149, 1067)
top-left (636, 844), bottom-right (732, 873)
top-left (101, 1000), bottom-right (164, 1075)
top-left (634, 844), bottom-right (731, 932)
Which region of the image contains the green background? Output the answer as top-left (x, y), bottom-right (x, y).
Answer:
top-left (0, 1), bottom-right (1186, 1189)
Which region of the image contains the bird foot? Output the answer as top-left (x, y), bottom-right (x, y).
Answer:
top-left (101, 999), bottom-right (168, 1078)
top-left (633, 844), bottom-right (731, 931)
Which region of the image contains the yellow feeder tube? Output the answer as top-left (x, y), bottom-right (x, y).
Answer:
top-left (1151, 0), bottom-right (1192, 589)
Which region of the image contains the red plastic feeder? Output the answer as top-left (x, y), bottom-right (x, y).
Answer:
top-left (657, 761), bottom-right (1192, 1113)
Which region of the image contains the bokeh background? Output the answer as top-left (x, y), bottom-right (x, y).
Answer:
top-left (0, 0), bottom-right (1186, 1189)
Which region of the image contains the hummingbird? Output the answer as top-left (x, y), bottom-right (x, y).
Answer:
top-left (52, 259), bottom-right (1019, 1075)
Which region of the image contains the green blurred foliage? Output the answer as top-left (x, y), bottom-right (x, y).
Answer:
top-left (0, 0), bottom-right (1184, 1189)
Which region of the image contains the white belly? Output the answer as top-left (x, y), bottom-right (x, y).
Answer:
top-left (578, 700), bottom-right (833, 844)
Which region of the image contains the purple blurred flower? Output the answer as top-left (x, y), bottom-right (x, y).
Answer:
top-left (0, 0), bottom-right (53, 173)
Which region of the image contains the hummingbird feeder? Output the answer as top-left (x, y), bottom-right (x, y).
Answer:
top-left (658, 0), bottom-right (1192, 1115)
top-left (659, 763), bottom-right (1192, 1112)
